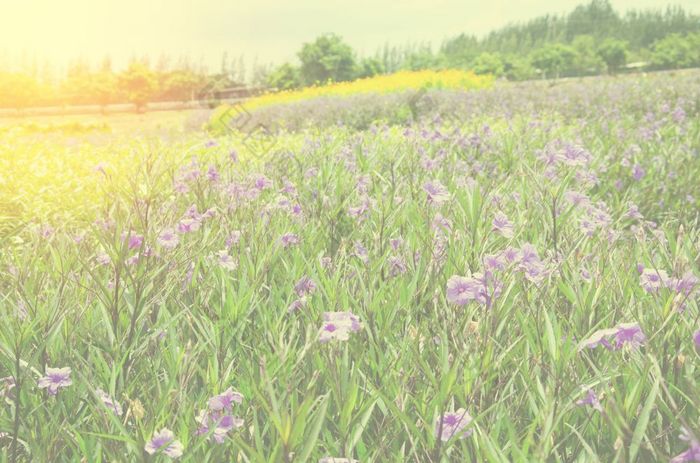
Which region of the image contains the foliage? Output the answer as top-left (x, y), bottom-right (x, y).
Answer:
top-left (597, 38), bottom-right (629, 73)
top-left (356, 58), bottom-right (385, 79)
top-left (530, 44), bottom-right (577, 79)
top-left (266, 63), bottom-right (301, 91)
top-left (472, 53), bottom-right (504, 76)
top-left (298, 33), bottom-right (357, 86)
top-left (117, 62), bottom-right (159, 111)
top-left (651, 33), bottom-right (700, 69)
top-left (0, 72), bottom-right (41, 111)
top-left (571, 35), bottom-right (605, 74)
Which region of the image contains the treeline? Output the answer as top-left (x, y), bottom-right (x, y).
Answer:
top-left (269, 0), bottom-right (700, 87)
top-left (1, 0), bottom-right (699, 111)
top-left (0, 55), bottom-right (268, 111)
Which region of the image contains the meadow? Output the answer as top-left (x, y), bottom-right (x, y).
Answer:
top-left (1, 69), bottom-right (700, 462)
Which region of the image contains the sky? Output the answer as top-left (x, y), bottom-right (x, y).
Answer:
top-left (0, 0), bottom-right (697, 74)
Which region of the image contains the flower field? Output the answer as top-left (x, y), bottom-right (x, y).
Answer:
top-left (1, 70), bottom-right (700, 462)
top-left (241, 70), bottom-right (493, 110)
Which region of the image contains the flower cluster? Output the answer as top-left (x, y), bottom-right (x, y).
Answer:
top-left (195, 388), bottom-right (245, 443)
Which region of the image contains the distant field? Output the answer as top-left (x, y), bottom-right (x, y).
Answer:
top-left (0, 109), bottom-right (212, 136)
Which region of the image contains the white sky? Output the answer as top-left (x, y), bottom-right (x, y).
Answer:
top-left (0, 0), bottom-right (697, 73)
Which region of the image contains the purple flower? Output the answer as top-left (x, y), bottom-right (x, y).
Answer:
top-left (294, 276), bottom-right (316, 297)
top-left (157, 229), bottom-right (180, 249)
top-left (319, 312), bottom-right (362, 343)
top-left (196, 411), bottom-right (244, 443)
top-left (671, 272), bottom-right (700, 296)
top-left (639, 268), bottom-right (669, 293)
top-left (564, 190), bottom-right (591, 207)
top-left (208, 387), bottom-right (243, 411)
top-left (96, 388), bottom-right (123, 416)
top-left (446, 274), bottom-right (490, 306)
top-left (207, 165), bottom-right (220, 182)
top-left (390, 237), bottom-right (403, 251)
top-left (624, 202), bottom-right (643, 220)
top-left (196, 388), bottom-right (244, 443)
top-left (423, 180), bottom-right (450, 204)
top-left (353, 241), bottom-right (369, 264)
top-left (580, 322), bottom-right (646, 351)
top-left (38, 367), bottom-right (72, 396)
top-left (575, 389), bottom-right (602, 412)
top-left (436, 408), bottom-right (473, 441)
top-left (177, 218), bottom-right (201, 234)
top-left (280, 233), bottom-right (300, 248)
top-left (631, 163), bottom-right (645, 181)
top-left (693, 329), bottom-right (700, 348)
top-left (492, 211), bottom-right (514, 238)
top-left (145, 428), bottom-right (184, 458)
top-left (253, 175), bottom-right (273, 190)
top-left (216, 250), bottom-right (237, 270)
top-left (671, 428), bottom-right (700, 463)
top-left (388, 256), bottom-right (407, 277)
top-left (126, 233), bottom-right (144, 250)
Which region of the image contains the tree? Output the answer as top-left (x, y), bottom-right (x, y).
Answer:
top-left (118, 62), bottom-right (158, 111)
top-left (405, 45), bottom-right (438, 71)
top-left (566, 0), bottom-right (621, 41)
top-left (298, 34), bottom-right (356, 85)
top-left (502, 55), bottom-right (536, 80)
top-left (266, 63), bottom-right (300, 90)
top-left (472, 53), bottom-right (504, 76)
top-left (0, 72), bottom-right (40, 111)
top-left (571, 35), bottom-right (604, 74)
top-left (597, 38), bottom-right (629, 73)
top-left (356, 58), bottom-right (384, 79)
top-left (651, 34), bottom-right (695, 69)
top-left (161, 69), bottom-right (202, 103)
top-left (90, 71), bottom-right (118, 113)
top-left (530, 44), bottom-right (576, 79)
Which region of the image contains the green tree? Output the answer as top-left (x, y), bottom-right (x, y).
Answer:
top-left (502, 55), bottom-right (535, 80)
top-left (298, 34), bottom-right (356, 85)
top-left (571, 35), bottom-right (604, 74)
top-left (530, 44), bottom-right (576, 79)
top-left (267, 63), bottom-right (300, 90)
top-left (405, 45), bottom-right (438, 71)
top-left (597, 38), bottom-right (629, 73)
top-left (118, 62), bottom-right (158, 111)
top-left (566, 0), bottom-right (621, 41)
top-left (651, 34), bottom-right (694, 69)
top-left (356, 58), bottom-right (384, 79)
top-left (472, 53), bottom-right (504, 76)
